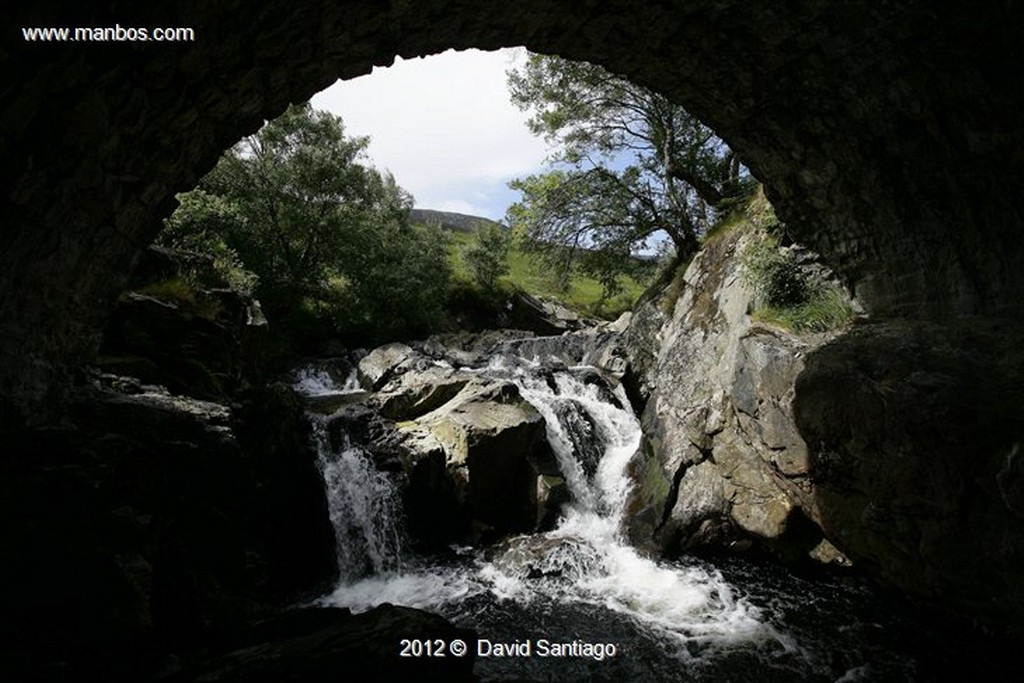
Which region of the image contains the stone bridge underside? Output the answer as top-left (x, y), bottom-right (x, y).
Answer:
top-left (1, 1), bottom-right (1022, 422)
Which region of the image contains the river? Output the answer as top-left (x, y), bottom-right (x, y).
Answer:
top-left (292, 345), bottom-right (1004, 682)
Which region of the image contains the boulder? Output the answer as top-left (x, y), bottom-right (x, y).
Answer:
top-left (794, 319), bottom-right (1024, 633)
top-left (488, 534), bottom-right (604, 582)
top-left (506, 291), bottom-right (592, 334)
top-left (374, 365), bottom-right (471, 421)
top-left (356, 343), bottom-right (416, 391)
top-left (394, 380), bottom-right (563, 544)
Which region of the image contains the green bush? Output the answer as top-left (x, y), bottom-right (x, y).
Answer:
top-left (743, 233), bottom-right (853, 332)
top-left (161, 103), bottom-right (452, 348)
top-left (335, 222), bottom-right (452, 343)
top-left (755, 286), bottom-right (854, 333)
top-left (742, 236), bottom-right (808, 308)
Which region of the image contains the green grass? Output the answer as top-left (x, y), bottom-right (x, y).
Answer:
top-left (753, 286), bottom-right (855, 333)
top-left (135, 277), bottom-right (196, 305)
top-left (134, 277), bottom-right (224, 320)
top-left (442, 229), bottom-right (647, 319)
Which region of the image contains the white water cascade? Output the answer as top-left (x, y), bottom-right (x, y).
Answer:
top-left (294, 349), bottom-right (798, 676)
top-left (309, 417), bottom-right (405, 579)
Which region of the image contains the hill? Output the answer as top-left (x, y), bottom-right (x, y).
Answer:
top-left (410, 208), bottom-right (655, 319)
top-left (410, 208), bottom-right (504, 234)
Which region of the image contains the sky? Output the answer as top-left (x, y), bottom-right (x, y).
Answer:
top-left (311, 48), bottom-right (551, 222)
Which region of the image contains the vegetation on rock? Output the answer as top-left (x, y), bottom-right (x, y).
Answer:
top-left (735, 194), bottom-right (854, 333)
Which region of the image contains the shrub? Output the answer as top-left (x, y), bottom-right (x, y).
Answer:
top-left (755, 286), bottom-right (854, 333)
top-left (742, 235), bottom-right (808, 308)
top-left (743, 233), bottom-right (854, 332)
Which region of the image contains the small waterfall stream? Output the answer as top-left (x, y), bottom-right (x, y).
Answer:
top-left (291, 346), bottom-right (932, 681)
top-left (310, 418), bottom-right (405, 579)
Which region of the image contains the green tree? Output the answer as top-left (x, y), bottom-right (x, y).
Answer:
top-left (505, 53), bottom-right (745, 291)
top-left (162, 103), bottom-right (450, 341)
top-left (463, 223), bottom-right (510, 291)
top-left (339, 219), bottom-right (452, 341)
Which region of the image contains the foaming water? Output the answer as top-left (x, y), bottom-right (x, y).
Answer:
top-left (301, 350), bottom-right (803, 678)
top-left (321, 564), bottom-right (483, 613)
top-left (293, 365), bottom-right (360, 397)
top-left (292, 348), bottom-right (1015, 681)
top-left (310, 416), bottom-right (404, 579)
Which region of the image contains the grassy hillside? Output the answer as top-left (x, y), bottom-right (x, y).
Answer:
top-left (439, 228), bottom-right (651, 319)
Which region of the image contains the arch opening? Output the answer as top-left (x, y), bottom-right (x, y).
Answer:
top-left (3, 2), bottom-right (1022, 422)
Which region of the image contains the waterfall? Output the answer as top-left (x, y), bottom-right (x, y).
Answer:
top-left (287, 346), bottom-right (958, 680)
top-left (309, 416), bottom-right (405, 579)
top-left (467, 357), bottom-right (780, 651)
top-left (293, 365), bottom-right (359, 396)
top-left (295, 364), bottom-right (404, 580)
top-left (297, 348), bottom-right (784, 655)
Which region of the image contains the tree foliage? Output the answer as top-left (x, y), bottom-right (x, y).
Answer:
top-left (505, 53), bottom-right (746, 293)
top-left (463, 223), bottom-right (510, 291)
top-left (161, 103), bottom-right (450, 342)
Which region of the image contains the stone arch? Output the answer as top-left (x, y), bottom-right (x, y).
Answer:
top-left (2, 1), bottom-right (1022, 423)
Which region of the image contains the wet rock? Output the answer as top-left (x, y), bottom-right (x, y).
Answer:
top-left (489, 534), bottom-right (604, 583)
top-left (623, 444), bottom-right (672, 553)
top-left (389, 379), bottom-right (563, 544)
top-left (552, 400), bottom-right (603, 480)
top-left (536, 475), bottom-right (570, 530)
top-left (357, 343), bottom-right (416, 391)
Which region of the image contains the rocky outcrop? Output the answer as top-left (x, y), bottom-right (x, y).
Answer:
top-left (318, 331), bottom-right (636, 548)
top-left (794, 319), bottom-right (1024, 632)
top-left (96, 246), bottom-right (267, 402)
top-left (357, 345), bottom-right (472, 422)
top-left (626, 220), bottom-right (1024, 633)
top-left (623, 226), bottom-right (851, 565)
top-left (400, 380), bottom-right (561, 542)
top-left (0, 373), bottom-right (336, 681)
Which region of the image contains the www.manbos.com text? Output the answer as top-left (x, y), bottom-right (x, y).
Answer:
top-left (22, 24), bottom-right (196, 43)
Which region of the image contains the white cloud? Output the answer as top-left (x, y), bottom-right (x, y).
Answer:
top-left (310, 48), bottom-right (550, 221)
